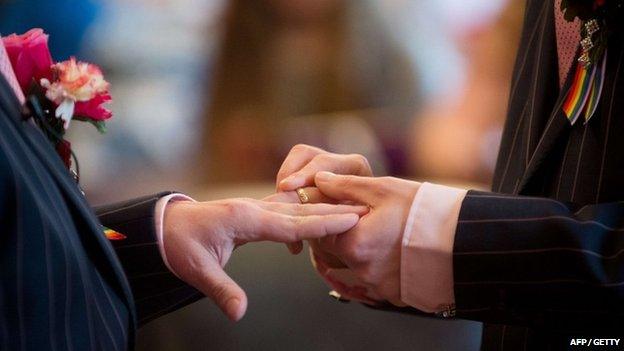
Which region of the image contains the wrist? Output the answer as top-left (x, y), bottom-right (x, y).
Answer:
top-left (163, 201), bottom-right (191, 236)
top-left (156, 194), bottom-right (196, 276)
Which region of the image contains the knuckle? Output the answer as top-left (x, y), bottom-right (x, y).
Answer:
top-left (314, 153), bottom-right (333, 165)
top-left (349, 154), bottom-right (372, 174)
top-left (374, 177), bottom-right (395, 196)
top-left (287, 216), bottom-right (304, 240)
top-left (290, 143), bottom-right (311, 155)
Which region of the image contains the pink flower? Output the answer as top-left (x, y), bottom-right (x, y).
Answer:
top-left (2, 28), bottom-right (54, 92)
top-left (43, 57), bottom-right (109, 102)
top-left (75, 92), bottom-right (112, 121)
top-left (41, 57), bottom-right (112, 126)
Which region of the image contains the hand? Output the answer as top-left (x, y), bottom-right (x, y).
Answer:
top-left (311, 172), bottom-right (420, 306)
top-left (163, 197), bottom-right (368, 321)
top-left (276, 144), bottom-right (373, 192)
top-left (275, 144), bottom-right (373, 254)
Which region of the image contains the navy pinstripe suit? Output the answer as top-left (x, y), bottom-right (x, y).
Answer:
top-left (0, 74), bottom-right (201, 350)
top-left (450, 0), bottom-right (624, 349)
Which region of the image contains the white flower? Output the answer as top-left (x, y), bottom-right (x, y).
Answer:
top-left (40, 57), bottom-right (110, 129)
top-left (55, 99), bottom-right (75, 129)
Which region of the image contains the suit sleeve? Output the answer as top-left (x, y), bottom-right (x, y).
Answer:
top-left (95, 193), bottom-right (202, 326)
top-left (453, 190), bottom-right (624, 333)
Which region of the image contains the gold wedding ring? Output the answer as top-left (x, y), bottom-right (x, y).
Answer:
top-left (296, 188), bottom-right (310, 204)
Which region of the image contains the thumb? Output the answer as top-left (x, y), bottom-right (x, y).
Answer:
top-left (193, 257), bottom-right (248, 321)
top-left (315, 171), bottom-right (377, 205)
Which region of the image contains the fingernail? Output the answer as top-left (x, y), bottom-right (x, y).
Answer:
top-left (346, 213), bottom-right (360, 225)
top-left (280, 175), bottom-right (297, 189)
top-left (226, 298), bottom-right (241, 321)
top-left (316, 171), bottom-right (335, 182)
top-left (356, 206), bottom-right (370, 215)
top-left (292, 241), bottom-right (303, 254)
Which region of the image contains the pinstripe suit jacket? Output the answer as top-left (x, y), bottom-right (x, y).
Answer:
top-left (451, 0), bottom-right (624, 349)
top-left (0, 75), bottom-right (201, 350)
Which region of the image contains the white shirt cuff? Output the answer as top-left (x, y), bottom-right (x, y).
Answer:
top-left (400, 182), bottom-right (467, 312)
top-left (154, 193), bottom-right (195, 274)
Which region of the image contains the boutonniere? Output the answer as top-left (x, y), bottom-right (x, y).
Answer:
top-left (3, 29), bottom-right (125, 241)
top-left (3, 28), bottom-right (112, 177)
top-left (560, 0), bottom-right (623, 124)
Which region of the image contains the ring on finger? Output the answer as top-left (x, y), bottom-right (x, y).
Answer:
top-left (296, 188), bottom-right (310, 204)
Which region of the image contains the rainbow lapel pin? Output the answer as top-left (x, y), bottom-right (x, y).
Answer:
top-left (561, 14), bottom-right (608, 125)
top-left (103, 226), bottom-right (127, 240)
top-left (563, 49), bottom-right (607, 125)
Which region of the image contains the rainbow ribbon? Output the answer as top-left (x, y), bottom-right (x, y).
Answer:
top-left (562, 50), bottom-right (607, 125)
top-left (103, 226), bottom-right (126, 240)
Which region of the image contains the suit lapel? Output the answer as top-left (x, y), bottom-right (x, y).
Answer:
top-left (0, 75), bottom-right (137, 328)
top-left (515, 2), bottom-right (579, 194)
top-left (517, 70), bottom-right (574, 193)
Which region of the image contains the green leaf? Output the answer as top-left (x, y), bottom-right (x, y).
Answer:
top-left (91, 120), bottom-right (108, 134)
top-left (74, 115), bottom-right (108, 134)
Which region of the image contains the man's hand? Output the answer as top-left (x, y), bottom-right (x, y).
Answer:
top-left (312, 172), bottom-right (420, 306)
top-left (275, 144), bottom-right (373, 254)
top-left (276, 144), bottom-right (373, 191)
top-left (163, 198), bottom-right (368, 321)
top-left (273, 145), bottom-right (420, 306)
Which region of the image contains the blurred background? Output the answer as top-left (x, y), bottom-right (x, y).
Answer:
top-left (0, 0), bottom-right (525, 349)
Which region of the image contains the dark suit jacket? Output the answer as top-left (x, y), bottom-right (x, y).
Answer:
top-left (451, 0), bottom-right (624, 349)
top-left (0, 74), bottom-right (201, 350)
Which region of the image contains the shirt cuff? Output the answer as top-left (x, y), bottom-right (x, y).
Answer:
top-left (400, 182), bottom-right (467, 312)
top-left (154, 193), bottom-right (195, 274)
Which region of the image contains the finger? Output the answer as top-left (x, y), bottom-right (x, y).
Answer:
top-left (261, 201), bottom-right (369, 217)
top-left (287, 241), bottom-right (304, 255)
top-left (315, 172), bottom-right (379, 205)
top-left (262, 191), bottom-right (300, 204)
top-left (261, 190), bottom-right (358, 254)
top-left (278, 153), bottom-right (372, 192)
top-left (276, 144), bottom-right (327, 190)
top-left (260, 199), bottom-right (368, 255)
top-left (192, 255), bottom-right (248, 321)
top-left (251, 212), bottom-right (360, 243)
top-left (263, 187), bottom-right (338, 205)
top-left (247, 194), bottom-right (306, 254)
